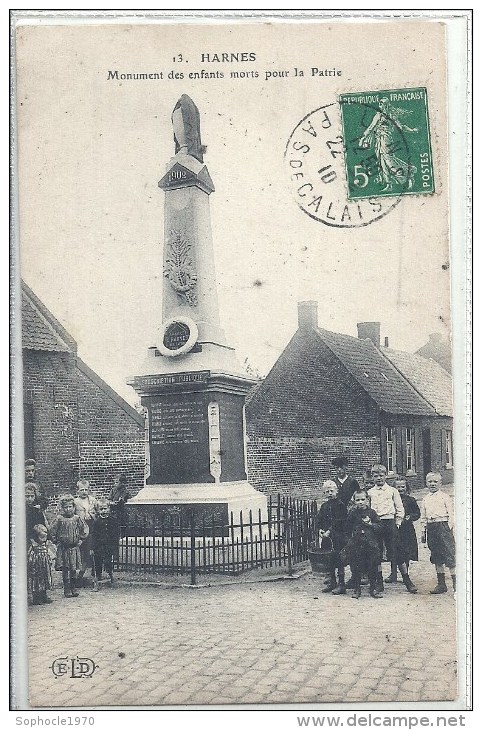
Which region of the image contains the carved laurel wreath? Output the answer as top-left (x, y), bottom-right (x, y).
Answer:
top-left (163, 228), bottom-right (198, 306)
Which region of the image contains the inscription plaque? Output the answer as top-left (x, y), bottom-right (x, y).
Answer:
top-left (146, 391), bottom-right (212, 484)
top-left (163, 321), bottom-right (190, 350)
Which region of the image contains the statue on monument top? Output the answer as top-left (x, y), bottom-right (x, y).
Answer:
top-left (172, 94), bottom-right (204, 163)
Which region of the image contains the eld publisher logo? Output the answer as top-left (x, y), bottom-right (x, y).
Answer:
top-left (51, 656), bottom-right (97, 679)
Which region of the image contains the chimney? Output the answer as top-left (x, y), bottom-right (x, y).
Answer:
top-left (357, 321), bottom-right (381, 348)
top-left (384, 336), bottom-right (389, 348)
top-left (298, 301), bottom-right (318, 330)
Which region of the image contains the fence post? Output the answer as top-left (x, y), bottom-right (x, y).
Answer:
top-left (190, 510), bottom-right (196, 586)
top-left (284, 503), bottom-right (293, 576)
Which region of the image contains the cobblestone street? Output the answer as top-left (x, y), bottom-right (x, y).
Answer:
top-left (26, 546), bottom-right (458, 709)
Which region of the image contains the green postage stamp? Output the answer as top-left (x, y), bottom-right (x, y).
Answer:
top-left (339, 87), bottom-right (434, 200)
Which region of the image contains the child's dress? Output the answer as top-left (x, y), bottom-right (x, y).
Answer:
top-left (27, 539), bottom-right (52, 594)
top-left (398, 493), bottom-right (421, 564)
top-left (74, 495), bottom-right (97, 573)
top-left (49, 514), bottom-right (88, 571)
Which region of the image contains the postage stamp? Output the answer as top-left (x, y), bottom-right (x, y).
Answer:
top-left (339, 87), bottom-right (435, 200)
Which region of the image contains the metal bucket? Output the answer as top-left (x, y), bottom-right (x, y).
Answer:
top-left (308, 537), bottom-right (336, 575)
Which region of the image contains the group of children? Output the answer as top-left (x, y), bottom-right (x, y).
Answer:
top-left (316, 463), bottom-right (456, 599)
top-left (25, 471), bottom-right (130, 606)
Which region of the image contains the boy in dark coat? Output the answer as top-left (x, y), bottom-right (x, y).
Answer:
top-left (332, 456), bottom-right (360, 507)
top-left (317, 480), bottom-right (348, 594)
top-left (90, 500), bottom-right (118, 591)
top-left (344, 490), bottom-right (383, 599)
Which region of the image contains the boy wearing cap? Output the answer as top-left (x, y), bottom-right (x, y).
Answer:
top-left (316, 480), bottom-right (348, 594)
top-left (332, 456), bottom-right (360, 507)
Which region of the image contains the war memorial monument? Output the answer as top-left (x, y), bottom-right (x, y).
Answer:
top-left (127, 95), bottom-right (267, 527)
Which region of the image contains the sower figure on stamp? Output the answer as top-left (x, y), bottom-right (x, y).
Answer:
top-left (49, 494), bottom-right (89, 598)
top-left (368, 464), bottom-right (417, 593)
top-left (344, 490), bottom-right (383, 599)
top-left (90, 499), bottom-right (118, 592)
top-left (358, 98), bottom-right (418, 192)
top-left (421, 472), bottom-right (456, 596)
top-left (316, 480), bottom-right (348, 595)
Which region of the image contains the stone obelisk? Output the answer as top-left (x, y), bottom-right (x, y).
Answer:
top-left (127, 95), bottom-right (267, 524)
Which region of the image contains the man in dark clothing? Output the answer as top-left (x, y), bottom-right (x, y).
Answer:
top-left (332, 456), bottom-right (360, 507)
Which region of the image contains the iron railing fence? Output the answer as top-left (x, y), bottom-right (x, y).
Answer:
top-left (115, 495), bottom-right (318, 584)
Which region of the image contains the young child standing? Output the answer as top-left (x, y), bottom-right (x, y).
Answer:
top-left (395, 477), bottom-right (421, 573)
top-left (25, 483), bottom-right (46, 548)
top-left (74, 479), bottom-right (97, 586)
top-left (344, 490), bottom-right (383, 599)
top-left (368, 464), bottom-right (405, 590)
top-left (316, 480), bottom-right (348, 594)
top-left (421, 472), bottom-right (456, 595)
top-left (27, 524), bottom-right (53, 605)
top-left (49, 494), bottom-right (89, 598)
top-left (90, 499), bottom-right (118, 591)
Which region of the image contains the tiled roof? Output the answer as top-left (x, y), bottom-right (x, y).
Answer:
top-left (316, 328), bottom-right (436, 416)
top-left (382, 349), bottom-right (453, 416)
top-left (21, 284), bottom-right (76, 353)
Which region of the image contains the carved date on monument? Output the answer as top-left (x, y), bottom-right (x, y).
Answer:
top-left (150, 401), bottom-right (204, 445)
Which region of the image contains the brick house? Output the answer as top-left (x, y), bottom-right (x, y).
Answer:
top-left (246, 302), bottom-right (453, 498)
top-left (22, 281), bottom-right (145, 503)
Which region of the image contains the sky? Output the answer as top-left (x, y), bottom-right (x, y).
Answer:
top-left (16, 19), bottom-right (452, 404)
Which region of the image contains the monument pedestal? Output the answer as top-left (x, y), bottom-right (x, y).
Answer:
top-left (127, 367), bottom-right (267, 524)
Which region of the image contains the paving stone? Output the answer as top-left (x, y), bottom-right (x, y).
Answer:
top-left (26, 553), bottom-right (457, 708)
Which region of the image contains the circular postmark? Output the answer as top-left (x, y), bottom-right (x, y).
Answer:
top-left (157, 315), bottom-right (199, 357)
top-left (284, 101), bottom-right (409, 228)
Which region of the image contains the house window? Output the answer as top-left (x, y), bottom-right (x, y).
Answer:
top-left (406, 427), bottom-right (416, 473)
top-left (445, 430), bottom-right (453, 468)
top-left (386, 427), bottom-right (396, 473)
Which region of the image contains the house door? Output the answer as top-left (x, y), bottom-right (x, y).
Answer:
top-left (422, 428), bottom-right (432, 477)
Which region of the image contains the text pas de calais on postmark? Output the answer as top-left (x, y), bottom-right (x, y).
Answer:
top-left (285, 103), bottom-right (401, 228)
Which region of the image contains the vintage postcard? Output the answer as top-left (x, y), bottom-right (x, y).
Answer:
top-left (11, 12), bottom-right (471, 712)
